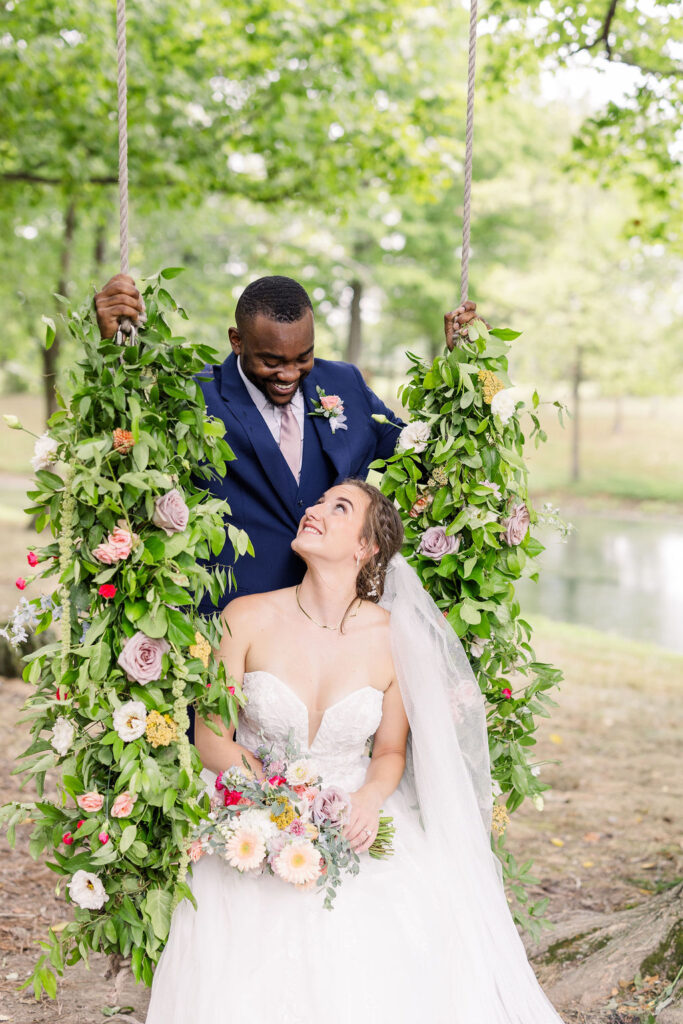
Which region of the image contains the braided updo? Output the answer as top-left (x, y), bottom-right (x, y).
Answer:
top-left (343, 479), bottom-right (404, 603)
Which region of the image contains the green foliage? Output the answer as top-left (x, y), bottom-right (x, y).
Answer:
top-left (482, 0), bottom-right (683, 247)
top-left (2, 278), bottom-right (251, 997)
top-left (375, 319), bottom-right (564, 932)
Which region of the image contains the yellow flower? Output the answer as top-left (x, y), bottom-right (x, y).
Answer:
top-left (189, 632), bottom-right (211, 668)
top-left (429, 466), bottom-right (449, 487)
top-left (271, 799), bottom-right (296, 831)
top-left (491, 803), bottom-right (510, 836)
top-left (145, 710), bottom-right (178, 748)
top-left (478, 369), bottom-right (504, 404)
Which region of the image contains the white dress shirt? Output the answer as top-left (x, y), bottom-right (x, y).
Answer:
top-left (237, 357), bottom-right (305, 481)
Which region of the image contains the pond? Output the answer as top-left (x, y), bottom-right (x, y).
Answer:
top-left (517, 513), bottom-right (683, 655)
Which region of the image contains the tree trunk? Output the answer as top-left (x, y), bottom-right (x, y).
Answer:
top-left (530, 882), bottom-right (683, 1011)
top-left (571, 345), bottom-right (583, 483)
top-left (43, 200), bottom-right (77, 422)
top-left (345, 278), bottom-right (363, 366)
top-left (93, 211), bottom-right (108, 269)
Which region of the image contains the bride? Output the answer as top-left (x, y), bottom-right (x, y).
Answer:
top-left (146, 480), bottom-right (564, 1023)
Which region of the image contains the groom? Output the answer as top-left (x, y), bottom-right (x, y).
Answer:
top-left (95, 273), bottom-right (406, 612)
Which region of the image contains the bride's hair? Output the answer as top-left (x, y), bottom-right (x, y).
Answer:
top-left (344, 479), bottom-right (404, 603)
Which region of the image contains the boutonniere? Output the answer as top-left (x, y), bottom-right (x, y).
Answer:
top-left (308, 386), bottom-right (348, 434)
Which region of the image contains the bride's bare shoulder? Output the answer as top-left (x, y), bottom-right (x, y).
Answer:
top-left (221, 588), bottom-right (293, 627)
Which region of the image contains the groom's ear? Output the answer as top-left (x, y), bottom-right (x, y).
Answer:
top-left (228, 327), bottom-right (242, 355)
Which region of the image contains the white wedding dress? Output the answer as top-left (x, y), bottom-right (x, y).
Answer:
top-left (146, 663), bottom-right (564, 1023)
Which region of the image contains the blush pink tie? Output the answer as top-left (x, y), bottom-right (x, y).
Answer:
top-left (279, 402), bottom-right (301, 481)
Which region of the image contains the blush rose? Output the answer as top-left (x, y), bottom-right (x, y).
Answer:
top-left (151, 489), bottom-right (189, 536)
top-left (117, 631), bottom-right (170, 685)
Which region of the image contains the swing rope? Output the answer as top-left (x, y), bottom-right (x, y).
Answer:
top-left (116, 0), bottom-right (129, 277)
top-left (460, 0), bottom-right (478, 306)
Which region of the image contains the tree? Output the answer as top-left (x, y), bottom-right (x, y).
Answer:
top-left (481, 0), bottom-right (683, 248)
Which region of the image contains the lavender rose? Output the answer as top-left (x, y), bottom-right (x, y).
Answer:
top-left (418, 526), bottom-right (461, 561)
top-left (152, 488), bottom-right (189, 536)
top-left (312, 786), bottom-right (352, 829)
top-left (117, 631), bottom-right (170, 684)
top-left (501, 503), bottom-right (530, 546)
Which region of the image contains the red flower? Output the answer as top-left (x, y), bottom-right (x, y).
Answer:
top-left (224, 789), bottom-right (243, 806)
top-left (62, 832), bottom-right (74, 846)
top-left (268, 775), bottom-right (287, 787)
top-left (56, 687), bottom-right (70, 701)
top-left (502, 688), bottom-right (512, 699)
top-left (98, 832), bottom-right (110, 845)
top-left (27, 552), bottom-right (39, 567)
top-left (76, 820), bottom-right (85, 829)
top-left (15, 577), bottom-right (26, 590)
top-left (215, 771), bottom-right (226, 792)
top-left (98, 584), bottom-right (117, 599)
top-left (228, 685), bottom-right (236, 696)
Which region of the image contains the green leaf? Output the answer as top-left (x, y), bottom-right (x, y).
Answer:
top-left (144, 889), bottom-right (173, 941)
top-left (160, 267), bottom-right (185, 279)
top-left (119, 825), bottom-right (137, 854)
top-left (136, 607), bottom-right (168, 639)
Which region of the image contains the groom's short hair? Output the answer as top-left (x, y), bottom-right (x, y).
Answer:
top-left (235, 276), bottom-right (313, 332)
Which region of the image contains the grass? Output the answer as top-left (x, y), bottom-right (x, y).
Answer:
top-left (524, 395), bottom-right (683, 507)
top-left (529, 614), bottom-right (683, 693)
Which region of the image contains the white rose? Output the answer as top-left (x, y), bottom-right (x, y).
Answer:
top-left (50, 717), bottom-right (75, 757)
top-left (397, 421), bottom-right (430, 453)
top-left (67, 870), bottom-right (108, 910)
top-left (30, 433), bottom-right (59, 472)
top-left (285, 758), bottom-right (319, 787)
top-left (238, 807), bottom-right (278, 841)
top-left (469, 637), bottom-right (488, 659)
top-left (490, 389), bottom-right (517, 425)
top-left (113, 700), bottom-right (147, 741)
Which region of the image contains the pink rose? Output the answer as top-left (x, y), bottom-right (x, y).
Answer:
top-left (77, 792), bottom-right (104, 813)
top-left (152, 489), bottom-right (189, 536)
top-left (93, 520), bottom-right (138, 564)
top-left (117, 631), bottom-right (170, 684)
top-left (312, 786), bottom-right (352, 829)
top-left (320, 394), bottom-right (342, 411)
top-left (111, 791), bottom-right (135, 818)
top-left (501, 503), bottom-right (530, 546)
top-left (418, 526), bottom-right (461, 561)
top-left (188, 839), bottom-right (204, 863)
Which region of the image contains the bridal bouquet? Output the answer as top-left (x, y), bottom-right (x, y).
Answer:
top-left (190, 739), bottom-right (395, 908)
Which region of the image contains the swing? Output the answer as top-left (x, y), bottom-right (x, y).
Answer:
top-left (1, 0), bottom-right (564, 1005)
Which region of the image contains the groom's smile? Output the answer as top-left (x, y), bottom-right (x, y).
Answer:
top-left (229, 309), bottom-right (315, 407)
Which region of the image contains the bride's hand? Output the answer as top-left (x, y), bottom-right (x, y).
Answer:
top-left (344, 786), bottom-right (381, 853)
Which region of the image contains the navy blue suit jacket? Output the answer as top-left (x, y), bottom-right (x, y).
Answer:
top-left (197, 352), bottom-right (404, 614)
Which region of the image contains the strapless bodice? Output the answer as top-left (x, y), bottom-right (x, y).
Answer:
top-left (236, 670), bottom-right (385, 790)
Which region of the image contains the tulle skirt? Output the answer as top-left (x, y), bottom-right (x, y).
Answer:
top-left (145, 783), bottom-right (562, 1023)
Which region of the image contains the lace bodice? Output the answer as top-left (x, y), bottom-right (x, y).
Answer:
top-left (237, 671), bottom-right (385, 790)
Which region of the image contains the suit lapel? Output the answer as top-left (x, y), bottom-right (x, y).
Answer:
top-left (219, 354), bottom-right (299, 509)
top-left (302, 371), bottom-right (351, 481)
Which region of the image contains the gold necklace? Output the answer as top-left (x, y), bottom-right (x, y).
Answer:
top-left (295, 585), bottom-right (360, 632)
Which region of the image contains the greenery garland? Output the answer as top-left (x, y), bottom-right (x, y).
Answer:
top-left (374, 317), bottom-right (566, 937)
top-left (1, 272), bottom-right (251, 998)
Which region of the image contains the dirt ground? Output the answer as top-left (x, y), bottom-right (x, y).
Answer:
top-left (0, 617), bottom-right (681, 1024)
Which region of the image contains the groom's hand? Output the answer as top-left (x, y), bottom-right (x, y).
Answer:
top-left (444, 300), bottom-right (488, 350)
top-left (94, 274), bottom-right (145, 339)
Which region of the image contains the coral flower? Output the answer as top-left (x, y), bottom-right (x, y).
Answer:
top-left (27, 552), bottom-right (39, 567)
top-left (112, 428), bottom-right (135, 454)
top-left (273, 841), bottom-right (321, 886)
top-left (225, 828), bottom-right (266, 872)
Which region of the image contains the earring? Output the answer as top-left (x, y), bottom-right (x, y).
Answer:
top-left (354, 553), bottom-right (361, 567)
